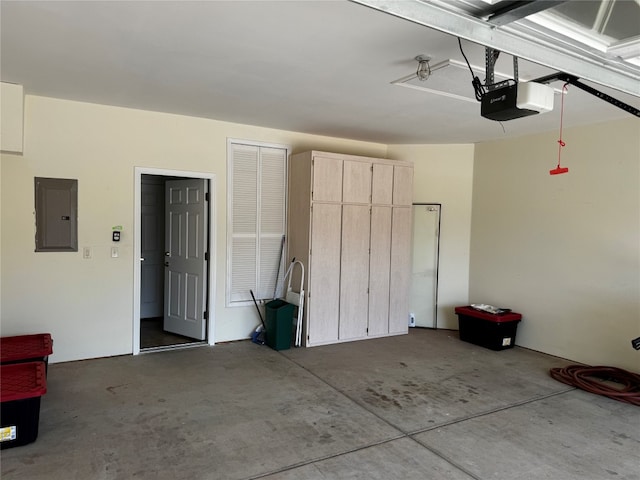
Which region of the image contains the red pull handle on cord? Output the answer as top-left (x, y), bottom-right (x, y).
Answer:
top-left (550, 83), bottom-right (570, 175)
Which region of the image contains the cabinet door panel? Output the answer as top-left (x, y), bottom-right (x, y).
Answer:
top-left (389, 207), bottom-right (412, 334)
top-left (372, 164), bottom-right (393, 205)
top-left (339, 205), bottom-right (371, 340)
top-left (313, 156), bottom-right (343, 202)
top-left (393, 166), bottom-right (414, 206)
top-left (368, 206), bottom-right (391, 336)
top-left (343, 160), bottom-right (371, 204)
top-left (308, 203), bottom-right (342, 344)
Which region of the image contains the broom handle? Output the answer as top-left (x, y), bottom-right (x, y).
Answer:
top-left (273, 235), bottom-right (285, 299)
top-left (250, 289), bottom-right (266, 330)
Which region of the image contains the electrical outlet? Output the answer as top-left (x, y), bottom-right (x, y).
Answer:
top-left (409, 313), bottom-right (416, 327)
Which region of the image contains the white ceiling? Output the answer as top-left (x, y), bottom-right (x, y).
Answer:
top-left (1, 0), bottom-right (638, 144)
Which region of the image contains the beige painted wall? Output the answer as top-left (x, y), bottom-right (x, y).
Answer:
top-left (10, 94), bottom-right (633, 369)
top-left (387, 144), bottom-right (475, 329)
top-left (471, 118), bottom-right (640, 371)
top-left (0, 95), bottom-right (389, 363)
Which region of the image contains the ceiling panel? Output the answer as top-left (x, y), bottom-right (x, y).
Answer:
top-left (1, 0), bottom-right (637, 145)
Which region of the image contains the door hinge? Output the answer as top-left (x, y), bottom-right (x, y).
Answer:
top-left (205, 192), bottom-right (210, 202)
top-left (204, 310), bottom-right (209, 320)
top-left (205, 252), bottom-right (209, 261)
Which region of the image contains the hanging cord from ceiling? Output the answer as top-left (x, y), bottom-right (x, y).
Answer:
top-left (458, 38), bottom-right (506, 133)
top-left (458, 37), bottom-right (486, 101)
top-left (458, 38), bottom-right (517, 101)
top-left (550, 365), bottom-right (640, 406)
top-left (550, 82), bottom-right (570, 175)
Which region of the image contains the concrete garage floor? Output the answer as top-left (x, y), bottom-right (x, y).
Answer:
top-left (2, 329), bottom-right (639, 480)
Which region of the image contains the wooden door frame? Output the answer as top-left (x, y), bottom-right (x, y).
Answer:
top-left (132, 167), bottom-right (217, 355)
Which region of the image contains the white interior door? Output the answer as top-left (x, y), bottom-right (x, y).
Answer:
top-left (410, 204), bottom-right (440, 328)
top-left (164, 179), bottom-right (208, 340)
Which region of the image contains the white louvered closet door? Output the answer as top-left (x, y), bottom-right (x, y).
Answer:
top-left (230, 144), bottom-right (258, 303)
top-left (258, 147), bottom-right (287, 299)
top-left (229, 143), bottom-right (287, 304)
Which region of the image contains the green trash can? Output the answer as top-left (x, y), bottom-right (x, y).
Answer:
top-left (264, 299), bottom-right (295, 351)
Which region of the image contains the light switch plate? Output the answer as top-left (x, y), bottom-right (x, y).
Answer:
top-left (111, 247), bottom-right (119, 258)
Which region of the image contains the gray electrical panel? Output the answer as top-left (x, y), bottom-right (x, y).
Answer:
top-left (34, 177), bottom-right (78, 252)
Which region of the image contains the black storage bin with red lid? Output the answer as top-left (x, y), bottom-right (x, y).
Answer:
top-left (1, 334), bottom-right (53, 371)
top-left (454, 306), bottom-right (522, 351)
top-left (1, 361), bottom-right (47, 449)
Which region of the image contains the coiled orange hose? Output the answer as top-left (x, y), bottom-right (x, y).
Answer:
top-left (550, 365), bottom-right (640, 406)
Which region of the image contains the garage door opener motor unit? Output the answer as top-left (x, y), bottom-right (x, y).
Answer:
top-left (469, 45), bottom-right (640, 122)
top-left (469, 46), bottom-right (554, 121)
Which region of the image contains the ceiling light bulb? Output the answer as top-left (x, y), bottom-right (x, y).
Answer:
top-left (416, 57), bottom-right (431, 81)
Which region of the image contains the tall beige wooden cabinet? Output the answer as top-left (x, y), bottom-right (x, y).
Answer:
top-left (287, 151), bottom-right (414, 347)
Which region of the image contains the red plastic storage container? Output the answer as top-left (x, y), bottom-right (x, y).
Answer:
top-left (454, 306), bottom-right (522, 351)
top-left (1, 361), bottom-right (47, 449)
top-left (1, 334), bottom-right (53, 368)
